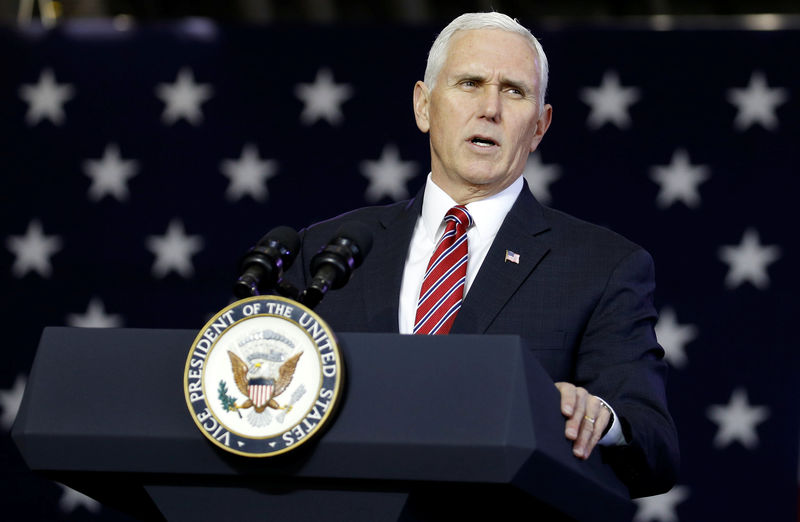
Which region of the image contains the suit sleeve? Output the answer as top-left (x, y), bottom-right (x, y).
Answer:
top-left (574, 247), bottom-right (680, 497)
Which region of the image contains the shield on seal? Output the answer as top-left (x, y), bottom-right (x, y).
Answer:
top-left (248, 379), bottom-right (274, 408)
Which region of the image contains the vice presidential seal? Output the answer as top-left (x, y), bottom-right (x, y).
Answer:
top-left (183, 295), bottom-right (344, 457)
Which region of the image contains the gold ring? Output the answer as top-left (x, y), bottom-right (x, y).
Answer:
top-left (584, 415), bottom-right (596, 424)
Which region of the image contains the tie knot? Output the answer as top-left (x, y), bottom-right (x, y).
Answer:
top-left (445, 205), bottom-right (473, 229)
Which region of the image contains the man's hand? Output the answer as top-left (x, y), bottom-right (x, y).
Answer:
top-left (554, 382), bottom-right (612, 460)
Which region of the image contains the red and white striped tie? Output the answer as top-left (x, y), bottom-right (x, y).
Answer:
top-left (413, 205), bottom-right (473, 335)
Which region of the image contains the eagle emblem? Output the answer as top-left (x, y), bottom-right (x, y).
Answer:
top-left (185, 296), bottom-right (344, 457)
top-left (227, 349), bottom-right (303, 413)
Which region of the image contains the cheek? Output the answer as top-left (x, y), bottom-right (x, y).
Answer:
top-left (429, 110), bottom-right (458, 146)
top-left (518, 122), bottom-right (540, 151)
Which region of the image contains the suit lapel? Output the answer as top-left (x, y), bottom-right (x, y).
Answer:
top-left (451, 187), bottom-right (551, 334)
top-left (360, 194), bottom-right (423, 332)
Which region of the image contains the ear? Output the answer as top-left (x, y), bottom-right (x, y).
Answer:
top-left (529, 103), bottom-right (553, 152)
top-left (413, 81), bottom-right (431, 133)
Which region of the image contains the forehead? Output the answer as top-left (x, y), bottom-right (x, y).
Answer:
top-left (443, 29), bottom-right (540, 83)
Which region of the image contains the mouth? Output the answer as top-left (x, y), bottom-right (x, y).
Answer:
top-left (468, 135), bottom-right (499, 148)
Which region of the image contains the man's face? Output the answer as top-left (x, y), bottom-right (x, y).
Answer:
top-left (414, 29), bottom-right (552, 203)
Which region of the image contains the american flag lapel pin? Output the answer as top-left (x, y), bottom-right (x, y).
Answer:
top-left (504, 250), bottom-right (520, 264)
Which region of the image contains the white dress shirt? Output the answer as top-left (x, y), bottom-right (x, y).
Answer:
top-left (398, 174), bottom-right (523, 334)
top-left (397, 174), bottom-right (626, 446)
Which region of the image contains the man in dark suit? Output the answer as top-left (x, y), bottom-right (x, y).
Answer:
top-left (287, 12), bottom-right (678, 498)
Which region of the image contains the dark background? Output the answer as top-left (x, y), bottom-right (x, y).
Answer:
top-left (3, 0), bottom-right (800, 22)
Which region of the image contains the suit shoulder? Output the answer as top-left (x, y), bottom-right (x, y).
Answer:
top-left (542, 206), bottom-right (652, 262)
top-left (300, 199), bottom-right (413, 241)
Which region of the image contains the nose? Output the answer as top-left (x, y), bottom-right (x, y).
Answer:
top-left (480, 86), bottom-right (502, 122)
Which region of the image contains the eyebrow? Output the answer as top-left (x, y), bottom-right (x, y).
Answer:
top-left (451, 72), bottom-right (534, 95)
top-left (452, 73), bottom-right (485, 84)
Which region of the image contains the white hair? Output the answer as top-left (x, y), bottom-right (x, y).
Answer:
top-left (423, 12), bottom-right (549, 109)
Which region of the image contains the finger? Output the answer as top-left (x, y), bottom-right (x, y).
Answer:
top-left (572, 395), bottom-right (600, 457)
top-left (564, 387), bottom-right (588, 441)
top-left (555, 382), bottom-right (576, 416)
top-left (582, 406), bottom-right (613, 459)
top-left (574, 397), bottom-right (609, 459)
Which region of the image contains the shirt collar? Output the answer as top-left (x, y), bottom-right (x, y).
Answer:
top-left (420, 174), bottom-right (524, 242)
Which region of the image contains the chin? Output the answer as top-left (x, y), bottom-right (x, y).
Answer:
top-left (459, 170), bottom-right (507, 188)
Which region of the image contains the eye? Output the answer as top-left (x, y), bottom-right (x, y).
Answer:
top-left (458, 76), bottom-right (483, 91)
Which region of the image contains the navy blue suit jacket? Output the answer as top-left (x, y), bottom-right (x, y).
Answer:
top-left (287, 183), bottom-right (679, 497)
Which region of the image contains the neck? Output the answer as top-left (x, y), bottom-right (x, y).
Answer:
top-left (429, 173), bottom-right (518, 205)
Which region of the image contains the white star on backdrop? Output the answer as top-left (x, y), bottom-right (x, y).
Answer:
top-left (655, 307), bottom-right (697, 369)
top-left (220, 143), bottom-right (278, 202)
top-left (718, 228), bottom-right (781, 290)
top-left (0, 375), bottom-right (26, 431)
top-left (360, 144), bottom-right (417, 202)
top-left (580, 70), bottom-right (641, 130)
top-left (83, 143), bottom-right (139, 202)
top-left (727, 71), bottom-right (788, 131)
top-left (58, 483), bottom-right (100, 514)
top-left (155, 67), bottom-right (213, 126)
top-left (649, 149), bottom-right (710, 209)
top-left (707, 387), bottom-right (769, 449)
top-left (633, 485), bottom-right (690, 522)
top-left (18, 68), bottom-right (75, 126)
top-left (145, 219), bottom-right (204, 278)
top-left (523, 152), bottom-right (561, 205)
top-left (295, 68), bottom-right (353, 125)
top-left (6, 219), bottom-right (63, 278)
top-left (66, 297), bottom-right (124, 328)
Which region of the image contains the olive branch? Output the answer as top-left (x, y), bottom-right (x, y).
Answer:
top-left (218, 380), bottom-right (242, 418)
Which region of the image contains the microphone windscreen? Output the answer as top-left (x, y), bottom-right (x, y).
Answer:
top-left (334, 222), bottom-right (373, 263)
top-left (259, 225), bottom-right (300, 251)
top-left (258, 226), bottom-right (301, 266)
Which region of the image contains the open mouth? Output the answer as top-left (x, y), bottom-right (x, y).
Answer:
top-left (469, 136), bottom-right (498, 147)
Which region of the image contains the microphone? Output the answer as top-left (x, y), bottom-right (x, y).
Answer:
top-left (300, 222), bottom-right (373, 309)
top-left (233, 226), bottom-right (301, 299)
